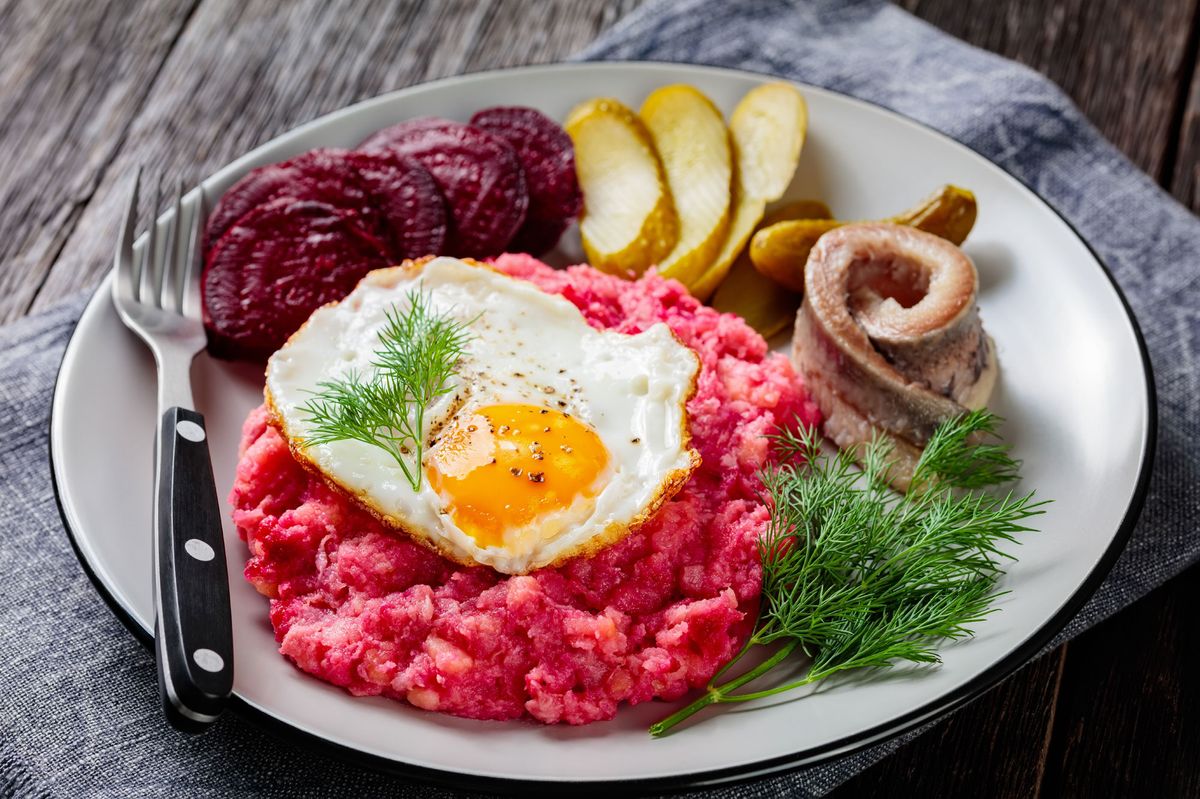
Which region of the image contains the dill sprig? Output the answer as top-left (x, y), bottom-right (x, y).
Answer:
top-left (649, 410), bottom-right (1045, 737)
top-left (297, 290), bottom-right (472, 491)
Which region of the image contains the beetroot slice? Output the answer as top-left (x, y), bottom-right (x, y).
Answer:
top-left (202, 197), bottom-right (391, 361)
top-left (344, 151), bottom-right (447, 259)
top-left (203, 148), bottom-right (383, 255)
top-left (359, 119), bottom-right (528, 257)
top-left (469, 106), bottom-right (581, 222)
top-left (357, 117), bottom-right (459, 154)
top-left (506, 215), bottom-right (570, 256)
top-left (203, 165), bottom-right (296, 254)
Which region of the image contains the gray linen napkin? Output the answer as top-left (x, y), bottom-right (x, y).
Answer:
top-left (3, 0), bottom-right (1196, 796)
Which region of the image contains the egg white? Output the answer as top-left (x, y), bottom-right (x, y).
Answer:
top-left (265, 257), bottom-right (700, 573)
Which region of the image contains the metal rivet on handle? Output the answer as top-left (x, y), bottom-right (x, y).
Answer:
top-left (184, 538), bottom-right (215, 562)
top-left (193, 649), bottom-right (225, 673)
top-left (177, 420), bottom-right (206, 442)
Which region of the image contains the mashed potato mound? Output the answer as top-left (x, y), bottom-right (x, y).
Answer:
top-left (231, 254), bottom-right (820, 724)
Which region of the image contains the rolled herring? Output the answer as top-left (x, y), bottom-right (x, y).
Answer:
top-left (791, 223), bottom-right (997, 490)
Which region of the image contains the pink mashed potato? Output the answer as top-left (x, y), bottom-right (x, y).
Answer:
top-left (231, 254), bottom-right (820, 724)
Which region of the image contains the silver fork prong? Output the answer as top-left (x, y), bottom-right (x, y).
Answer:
top-left (152, 178), bottom-right (175, 309)
top-left (141, 178), bottom-right (161, 307)
top-left (134, 233), bottom-right (150, 302)
top-left (182, 187), bottom-right (208, 322)
top-left (162, 178), bottom-right (185, 313)
top-left (113, 167), bottom-right (142, 306)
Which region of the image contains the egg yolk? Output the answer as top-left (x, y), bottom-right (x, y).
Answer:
top-left (426, 404), bottom-right (610, 548)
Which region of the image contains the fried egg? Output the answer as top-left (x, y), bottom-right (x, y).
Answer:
top-left (265, 257), bottom-right (700, 574)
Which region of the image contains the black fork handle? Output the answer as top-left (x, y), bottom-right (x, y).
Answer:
top-left (155, 406), bottom-right (233, 732)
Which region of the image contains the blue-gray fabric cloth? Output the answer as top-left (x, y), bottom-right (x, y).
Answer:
top-left (2, 0), bottom-right (1196, 796)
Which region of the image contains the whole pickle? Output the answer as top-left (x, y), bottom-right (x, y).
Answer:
top-left (749, 185), bottom-right (977, 292)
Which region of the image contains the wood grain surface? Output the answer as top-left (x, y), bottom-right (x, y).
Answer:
top-left (1172, 54), bottom-right (1200, 210)
top-left (0, 0), bottom-right (1195, 796)
top-left (0, 0), bottom-right (198, 323)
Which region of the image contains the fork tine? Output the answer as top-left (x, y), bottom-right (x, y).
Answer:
top-left (162, 178), bottom-right (185, 313)
top-left (141, 178), bottom-right (161, 307)
top-left (113, 167), bottom-right (141, 305)
top-left (182, 186), bottom-right (208, 322)
top-left (152, 177), bottom-right (177, 307)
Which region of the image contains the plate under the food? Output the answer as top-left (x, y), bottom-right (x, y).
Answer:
top-left (50, 62), bottom-right (1153, 791)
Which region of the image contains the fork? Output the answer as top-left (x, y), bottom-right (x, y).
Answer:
top-left (112, 169), bottom-right (234, 732)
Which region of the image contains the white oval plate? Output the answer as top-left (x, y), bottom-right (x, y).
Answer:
top-left (50, 62), bottom-right (1153, 790)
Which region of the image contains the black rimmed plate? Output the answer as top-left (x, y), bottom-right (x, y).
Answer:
top-left (50, 62), bottom-right (1154, 792)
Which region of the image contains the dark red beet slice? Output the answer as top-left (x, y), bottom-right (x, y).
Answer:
top-left (359, 119), bottom-right (528, 257)
top-left (344, 150), bottom-right (447, 259)
top-left (204, 148), bottom-right (383, 255)
top-left (357, 116), bottom-right (459, 154)
top-left (202, 197), bottom-right (391, 361)
top-left (506, 215), bottom-right (570, 256)
top-left (469, 106), bottom-right (581, 222)
top-left (203, 164), bottom-right (296, 254)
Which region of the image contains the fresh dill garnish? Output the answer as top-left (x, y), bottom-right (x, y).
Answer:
top-left (297, 290), bottom-right (472, 491)
top-left (649, 410), bottom-right (1045, 737)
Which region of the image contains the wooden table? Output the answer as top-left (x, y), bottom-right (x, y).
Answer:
top-left (3, 1), bottom-right (1195, 795)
